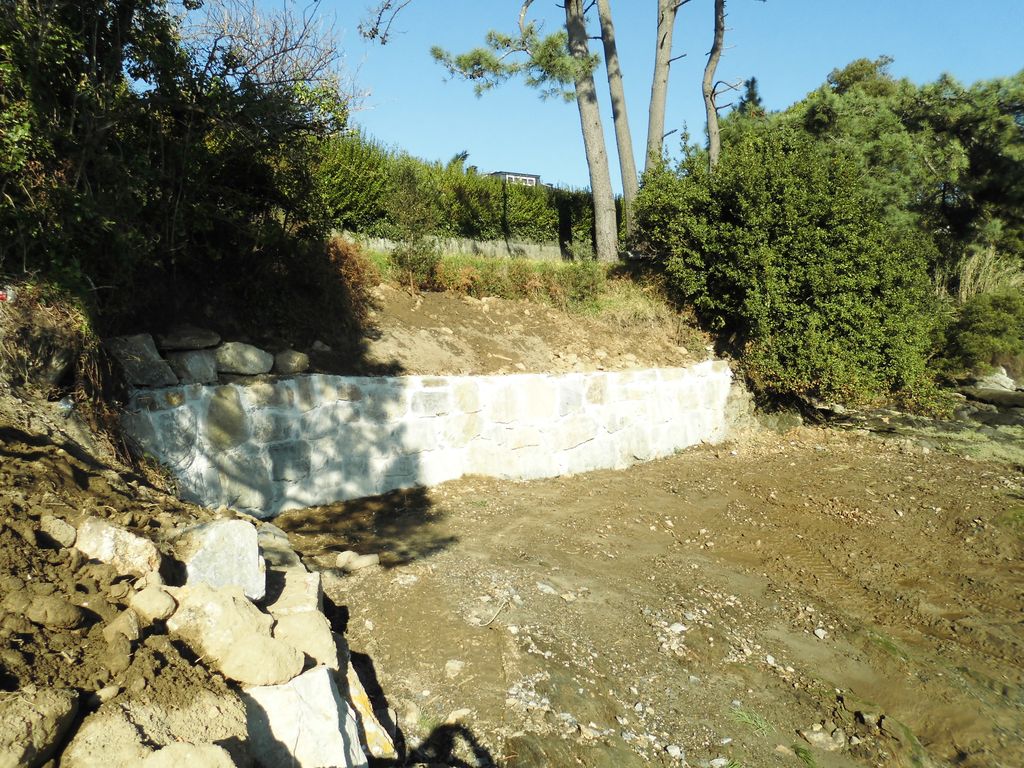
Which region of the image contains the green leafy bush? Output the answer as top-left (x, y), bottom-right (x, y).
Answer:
top-left (634, 130), bottom-right (938, 406)
top-left (943, 290), bottom-right (1024, 377)
top-left (1, 0), bottom-right (350, 336)
top-left (319, 133), bottom-right (590, 246)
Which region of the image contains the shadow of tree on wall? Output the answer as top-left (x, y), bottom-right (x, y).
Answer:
top-left (274, 486), bottom-right (457, 568)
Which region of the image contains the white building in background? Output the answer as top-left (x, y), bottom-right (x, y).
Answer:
top-left (488, 171), bottom-right (541, 187)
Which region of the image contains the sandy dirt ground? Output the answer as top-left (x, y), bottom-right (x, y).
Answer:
top-left (278, 427), bottom-right (1024, 768)
top-left (318, 283), bottom-right (705, 377)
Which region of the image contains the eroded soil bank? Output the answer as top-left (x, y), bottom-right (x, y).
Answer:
top-left (279, 427), bottom-right (1024, 768)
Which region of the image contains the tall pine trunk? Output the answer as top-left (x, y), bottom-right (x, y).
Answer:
top-left (702, 0), bottom-right (726, 172)
top-left (596, 0), bottom-right (638, 236)
top-left (564, 0), bottom-right (618, 262)
top-left (646, 0), bottom-right (684, 173)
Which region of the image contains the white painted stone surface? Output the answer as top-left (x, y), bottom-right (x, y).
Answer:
top-left (123, 362), bottom-right (733, 517)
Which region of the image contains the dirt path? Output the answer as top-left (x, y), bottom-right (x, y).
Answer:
top-left (278, 428), bottom-right (1024, 768)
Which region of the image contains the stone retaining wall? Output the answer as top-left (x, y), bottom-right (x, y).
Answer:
top-left (123, 361), bottom-right (733, 517)
top-left (341, 230), bottom-right (565, 262)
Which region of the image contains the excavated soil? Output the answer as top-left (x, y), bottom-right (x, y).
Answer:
top-left (0, 397), bottom-right (240, 759)
top-left (2, 288), bottom-right (1023, 767)
top-left (318, 283), bottom-right (705, 376)
top-left (279, 427), bottom-right (1024, 768)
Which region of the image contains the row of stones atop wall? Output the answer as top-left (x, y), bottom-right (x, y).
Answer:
top-left (103, 326), bottom-right (315, 389)
top-left (123, 362), bottom-right (733, 517)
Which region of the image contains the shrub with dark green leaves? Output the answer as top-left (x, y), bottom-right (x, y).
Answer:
top-left (319, 133), bottom-right (590, 246)
top-left (634, 130), bottom-right (938, 406)
top-left (943, 290), bottom-right (1024, 378)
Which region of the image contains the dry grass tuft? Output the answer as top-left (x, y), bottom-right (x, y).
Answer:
top-left (957, 246), bottom-right (1024, 304)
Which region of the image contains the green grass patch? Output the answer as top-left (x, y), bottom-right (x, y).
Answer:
top-left (998, 506), bottom-right (1024, 537)
top-left (792, 743), bottom-right (818, 768)
top-left (867, 630), bottom-right (910, 662)
top-left (370, 250), bottom-right (701, 337)
top-left (369, 250), bottom-right (608, 311)
top-left (729, 708), bottom-right (772, 737)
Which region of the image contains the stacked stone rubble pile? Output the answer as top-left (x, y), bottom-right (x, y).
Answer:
top-left (104, 327), bottom-right (310, 388)
top-left (2, 507), bottom-right (398, 767)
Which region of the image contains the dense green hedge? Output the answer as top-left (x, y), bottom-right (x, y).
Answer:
top-left (634, 60), bottom-right (1024, 407)
top-left (635, 130), bottom-right (938, 406)
top-left (942, 290), bottom-right (1024, 378)
top-left (320, 131), bottom-right (593, 248)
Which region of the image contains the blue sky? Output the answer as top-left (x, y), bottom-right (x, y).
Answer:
top-left (327, 1), bottom-right (1024, 191)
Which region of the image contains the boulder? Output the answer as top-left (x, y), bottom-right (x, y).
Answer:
top-left (345, 662), bottom-right (398, 761)
top-left (273, 612), bottom-right (338, 671)
top-left (961, 386), bottom-right (1024, 409)
top-left (174, 519), bottom-right (266, 601)
top-left (973, 366), bottom-right (1017, 391)
top-left (264, 567), bottom-right (322, 617)
top-left (129, 584), bottom-right (177, 624)
top-left (156, 325), bottom-right (221, 351)
top-left (104, 334), bottom-right (178, 388)
top-left (243, 666), bottom-right (368, 768)
top-left (75, 517), bottom-right (162, 577)
top-left (102, 609), bottom-right (142, 644)
top-left (0, 687), bottom-right (78, 768)
top-left (273, 349), bottom-right (310, 375)
top-left (258, 524), bottom-right (304, 569)
top-left (215, 342), bottom-right (274, 375)
top-left (166, 350), bottom-right (219, 385)
top-left (25, 595), bottom-right (85, 629)
top-left (335, 551), bottom-right (380, 572)
top-left (167, 584), bottom-right (302, 686)
top-left (39, 514), bottom-right (76, 548)
top-left (142, 743), bottom-right (236, 767)
top-left (62, 688), bottom-right (248, 768)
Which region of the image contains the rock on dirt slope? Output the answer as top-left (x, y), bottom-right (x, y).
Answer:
top-left (0, 391), bottom-right (392, 767)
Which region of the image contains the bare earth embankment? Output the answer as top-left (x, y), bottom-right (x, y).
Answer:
top-left (1, 285), bottom-right (1022, 767)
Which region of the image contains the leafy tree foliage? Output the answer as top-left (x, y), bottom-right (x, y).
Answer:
top-left (0, 0), bottom-right (349, 333)
top-left (941, 290), bottom-right (1024, 378)
top-left (320, 132), bottom-right (591, 248)
top-left (637, 59), bottom-right (1024, 404)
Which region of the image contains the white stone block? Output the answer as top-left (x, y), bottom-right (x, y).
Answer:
top-left (554, 415), bottom-right (598, 452)
top-left (417, 448), bottom-right (464, 487)
top-left (563, 439), bottom-right (618, 476)
top-left (396, 419), bottom-right (441, 453)
top-left (243, 666), bottom-right (368, 768)
top-left (443, 413), bottom-right (483, 447)
top-left (75, 517), bottom-right (162, 577)
top-left (264, 566), bottom-right (322, 616)
top-left (273, 611), bottom-right (339, 670)
top-left (174, 519), bottom-right (266, 601)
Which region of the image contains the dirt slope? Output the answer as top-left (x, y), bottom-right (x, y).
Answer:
top-left (2, 285), bottom-right (1022, 767)
top-left (325, 284), bottom-right (705, 376)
